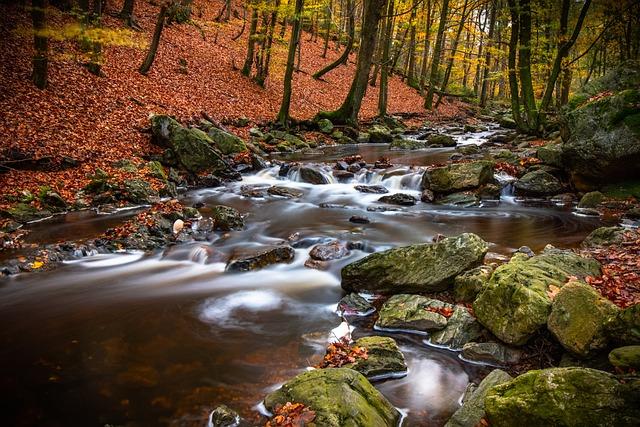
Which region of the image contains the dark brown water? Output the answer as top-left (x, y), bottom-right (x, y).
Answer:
top-left (0, 137), bottom-right (613, 426)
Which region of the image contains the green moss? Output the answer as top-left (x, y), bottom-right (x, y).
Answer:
top-left (601, 180), bottom-right (640, 200)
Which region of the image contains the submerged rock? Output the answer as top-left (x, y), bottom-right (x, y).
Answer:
top-left (226, 246), bottom-right (295, 272)
top-left (263, 368), bottom-right (400, 427)
top-left (341, 233), bottom-right (488, 294)
top-left (514, 170), bottom-right (563, 196)
top-left (349, 215), bottom-right (371, 224)
top-left (445, 369), bottom-right (513, 427)
top-left (422, 161), bottom-right (494, 194)
top-left (378, 193), bottom-right (417, 206)
top-left (345, 336), bottom-right (407, 379)
top-left (461, 342), bottom-right (523, 365)
top-left (375, 294), bottom-right (451, 332)
top-left (473, 247), bottom-right (601, 345)
top-left (547, 280), bottom-right (620, 357)
top-left (485, 367), bottom-right (640, 426)
top-left (209, 205), bottom-right (244, 231)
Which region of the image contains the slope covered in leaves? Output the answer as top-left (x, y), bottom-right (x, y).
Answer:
top-left (0, 0), bottom-right (460, 204)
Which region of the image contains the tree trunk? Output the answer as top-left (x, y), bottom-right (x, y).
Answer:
top-left (418, 0), bottom-right (432, 88)
top-left (32, 0), bottom-right (48, 89)
top-left (507, 0), bottom-right (523, 130)
top-left (406, 0), bottom-right (418, 86)
top-left (118, 0), bottom-right (137, 27)
top-left (86, 0), bottom-right (103, 76)
top-left (517, 0), bottom-right (538, 132)
top-left (322, 1), bottom-right (331, 57)
top-left (424, 0), bottom-right (449, 109)
top-left (241, 7), bottom-right (259, 76)
top-left (139, 3), bottom-right (168, 74)
top-left (276, 0), bottom-right (304, 127)
top-left (378, 0), bottom-right (394, 117)
top-left (436, 0), bottom-right (469, 108)
top-left (312, 0), bottom-right (354, 80)
top-left (479, 0), bottom-right (496, 107)
top-left (317, 0), bottom-right (386, 125)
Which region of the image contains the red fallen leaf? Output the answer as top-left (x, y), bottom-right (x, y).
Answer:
top-left (425, 306), bottom-right (454, 318)
top-left (495, 161), bottom-right (520, 177)
top-left (316, 337), bottom-right (368, 369)
top-left (266, 402), bottom-right (316, 427)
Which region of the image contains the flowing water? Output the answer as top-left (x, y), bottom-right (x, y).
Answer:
top-left (0, 129), bottom-right (614, 426)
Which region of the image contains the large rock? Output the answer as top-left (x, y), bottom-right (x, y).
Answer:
top-left (427, 134), bottom-right (457, 147)
top-left (474, 247), bottom-right (601, 345)
top-left (607, 304), bottom-right (640, 345)
top-left (263, 368), bottom-right (400, 427)
top-left (422, 161), bottom-right (494, 194)
top-left (342, 233), bottom-right (489, 294)
top-left (609, 346), bottom-right (640, 369)
top-left (454, 265), bottom-right (493, 302)
top-left (226, 246), bottom-right (295, 272)
top-left (377, 193), bottom-right (417, 206)
top-left (445, 369), bottom-right (513, 427)
top-left (206, 126), bottom-right (247, 155)
top-left (485, 367), bottom-right (640, 427)
top-left (375, 295), bottom-right (450, 332)
top-left (582, 226), bottom-right (626, 248)
top-left (309, 241), bottom-right (349, 261)
top-left (345, 336), bottom-right (407, 379)
top-left (547, 280), bottom-right (620, 357)
top-left (210, 205), bottom-right (244, 231)
top-left (561, 61), bottom-right (640, 188)
top-left (536, 143), bottom-right (563, 167)
top-left (428, 306), bottom-right (483, 349)
top-left (461, 342), bottom-right (522, 365)
top-left (368, 124), bottom-right (393, 144)
top-left (297, 166), bottom-right (331, 185)
top-left (514, 170), bottom-right (563, 196)
top-left (150, 115), bottom-right (237, 177)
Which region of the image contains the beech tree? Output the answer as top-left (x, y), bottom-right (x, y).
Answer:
top-left (31, 0), bottom-right (48, 89)
top-left (276, 0), bottom-right (304, 127)
top-left (139, 1), bottom-right (170, 74)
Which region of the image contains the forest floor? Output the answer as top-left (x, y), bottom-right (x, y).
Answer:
top-left (0, 0), bottom-right (468, 206)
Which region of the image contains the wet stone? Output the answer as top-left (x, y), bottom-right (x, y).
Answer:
top-left (354, 185), bottom-right (389, 194)
top-left (349, 215), bottom-right (371, 224)
top-left (378, 193), bottom-right (417, 206)
top-left (267, 186), bottom-right (303, 198)
top-left (226, 246), bottom-right (295, 272)
top-left (309, 241), bottom-right (349, 261)
top-left (337, 293), bottom-right (375, 316)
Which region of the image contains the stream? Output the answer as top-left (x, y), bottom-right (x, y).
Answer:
top-left (0, 127), bottom-right (613, 426)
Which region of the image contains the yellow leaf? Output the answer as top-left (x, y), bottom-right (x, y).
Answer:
top-left (31, 261), bottom-right (44, 269)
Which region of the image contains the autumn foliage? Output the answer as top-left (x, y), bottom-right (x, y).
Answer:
top-left (316, 337), bottom-right (368, 369)
top-left (265, 402), bottom-right (316, 427)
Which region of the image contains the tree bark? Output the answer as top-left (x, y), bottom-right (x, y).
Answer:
top-left (424, 0), bottom-right (449, 109)
top-left (517, 0), bottom-right (538, 131)
top-left (436, 0), bottom-right (469, 107)
top-left (31, 0), bottom-right (48, 89)
top-left (378, 0), bottom-right (395, 117)
top-left (276, 0), bottom-right (304, 127)
top-left (139, 3), bottom-right (168, 74)
top-left (479, 0), bottom-right (496, 106)
top-left (507, 0), bottom-right (524, 130)
top-left (312, 0), bottom-right (354, 80)
top-left (241, 6), bottom-right (259, 76)
top-left (317, 0), bottom-right (386, 125)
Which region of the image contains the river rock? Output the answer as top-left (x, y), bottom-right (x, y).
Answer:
top-left (609, 346), bottom-right (640, 369)
top-left (547, 280), bottom-right (620, 357)
top-left (354, 185), bottom-right (389, 194)
top-left (317, 118), bottom-right (334, 134)
top-left (561, 61), bottom-right (640, 189)
top-left (536, 143), bottom-right (563, 167)
top-left (581, 226), bottom-right (626, 248)
top-left (428, 306), bottom-right (483, 349)
top-left (578, 191), bottom-right (605, 208)
top-left (461, 342), bottom-right (523, 365)
top-left (378, 193), bottom-right (417, 206)
top-left (349, 215), bottom-right (371, 224)
top-left (263, 368), bottom-right (400, 427)
top-left (210, 205), bottom-right (244, 231)
top-left (389, 138), bottom-right (426, 150)
top-left (150, 115), bottom-right (237, 177)
top-left (607, 304), bottom-right (640, 345)
top-left (341, 233), bottom-right (489, 294)
top-left (435, 192), bottom-right (479, 207)
top-left (309, 241), bottom-right (349, 261)
top-left (210, 405), bottom-right (240, 427)
top-left (375, 294), bottom-right (450, 332)
top-left (514, 170), bottom-right (563, 196)
top-left (454, 265), bottom-right (494, 302)
top-left (337, 293), bottom-right (375, 316)
top-left (206, 126), bottom-right (247, 155)
top-left (422, 161), bottom-right (494, 194)
top-left (427, 134), bottom-right (456, 147)
top-left (473, 247), bottom-right (601, 345)
top-left (345, 336), bottom-right (407, 379)
top-left (267, 185), bottom-right (304, 198)
top-left (444, 369), bottom-right (513, 427)
top-left (226, 246), bottom-right (295, 272)
top-left (485, 367), bottom-right (640, 427)
top-left (296, 166), bottom-right (330, 185)
top-left (122, 179), bottom-right (157, 205)
top-left (368, 124), bottom-right (393, 144)
top-left (421, 189), bottom-right (435, 203)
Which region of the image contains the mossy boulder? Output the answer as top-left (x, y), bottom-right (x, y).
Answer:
top-left (341, 233), bottom-right (489, 294)
top-left (206, 127), bottom-right (247, 155)
top-left (317, 118), bottom-right (334, 133)
top-left (422, 161), bottom-right (494, 194)
top-left (2, 203), bottom-right (51, 223)
top-left (474, 247), bottom-right (601, 345)
top-left (344, 336), bottom-right (407, 379)
top-left (263, 368), bottom-right (401, 427)
top-left (547, 281), bottom-right (620, 357)
top-left (296, 166), bottom-right (331, 185)
top-left (368, 124), bottom-right (393, 144)
top-left (375, 294), bottom-right (450, 332)
top-left (577, 191), bottom-right (604, 208)
top-left (561, 61), bottom-right (640, 188)
top-left (428, 305), bottom-right (483, 349)
top-left (485, 367), bottom-right (640, 427)
top-left (122, 179), bottom-right (157, 205)
top-left (146, 160), bottom-right (167, 180)
top-left (514, 170), bottom-right (563, 196)
top-left (581, 226), bottom-right (626, 248)
top-left (461, 342), bottom-right (522, 365)
top-left (445, 369), bottom-right (513, 427)
top-left (454, 265), bottom-right (494, 302)
top-left (209, 205), bottom-right (244, 231)
top-left (537, 143), bottom-right (563, 168)
top-left (389, 138), bottom-right (426, 150)
top-left (427, 134), bottom-right (456, 147)
top-left (226, 246), bottom-right (295, 272)
top-left (435, 192), bottom-right (480, 207)
top-left (607, 304), bottom-right (640, 345)
top-left (609, 346), bottom-right (640, 369)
